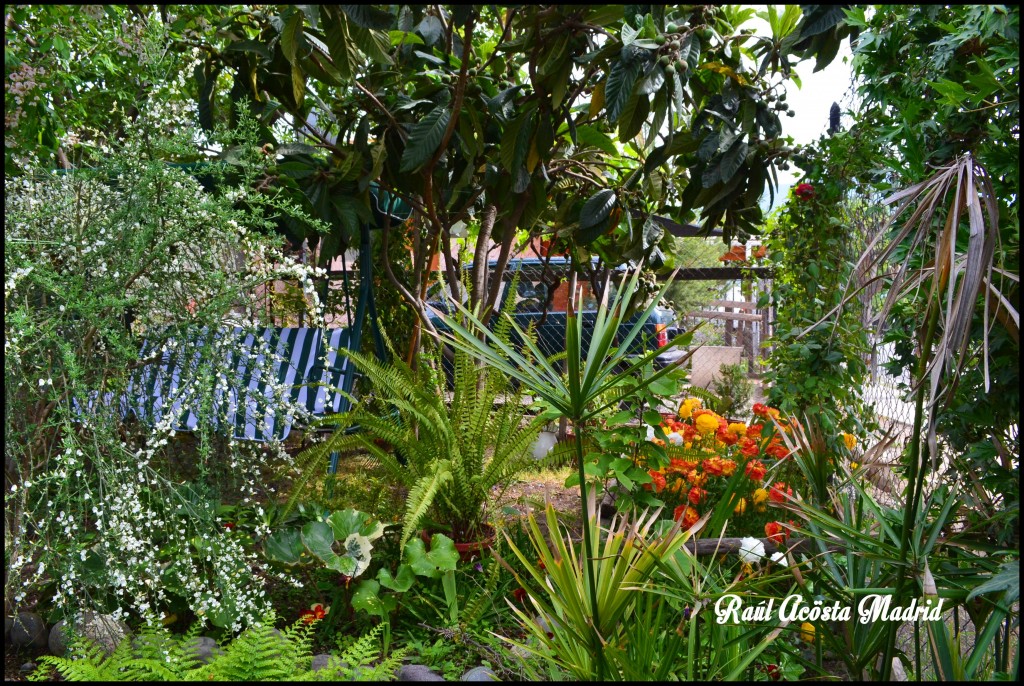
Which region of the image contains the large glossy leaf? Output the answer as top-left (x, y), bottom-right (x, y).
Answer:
top-left (579, 188), bottom-right (617, 230)
top-left (720, 138), bottom-right (748, 181)
top-left (400, 105), bottom-right (450, 172)
top-left (341, 4), bottom-right (394, 30)
top-left (263, 528), bottom-right (303, 564)
top-left (301, 521), bottom-right (336, 562)
top-left (351, 579), bottom-right (388, 617)
top-left (605, 57), bottom-right (643, 122)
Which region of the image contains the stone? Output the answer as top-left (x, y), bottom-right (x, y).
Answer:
top-left (183, 636), bottom-right (224, 665)
top-left (20, 661), bottom-right (38, 675)
top-left (311, 654), bottom-right (333, 672)
top-left (49, 616), bottom-right (131, 656)
top-left (5, 616), bottom-right (13, 645)
top-left (10, 611), bottom-right (47, 651)
top-left (533, 613), bottom-right (562, 636)
top-left (397, 663), bottom-right (446, 681)
top-left (462, 665), bottom-right (499, 681)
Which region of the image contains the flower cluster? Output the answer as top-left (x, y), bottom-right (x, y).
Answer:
top-left (794, 182), bottom-right (815, 200)
top-left (641, 398), bottom-right (803, 539)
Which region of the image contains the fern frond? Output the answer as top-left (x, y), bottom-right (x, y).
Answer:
top-left (401, 466), bottom-right (453, 550)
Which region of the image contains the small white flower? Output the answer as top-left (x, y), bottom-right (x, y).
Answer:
top-left (738, 537), bottom-right (765, 564)
top-left (770, 552), bottom-right (788, 567)
top-left (668, 432), bottom-right (684, 446)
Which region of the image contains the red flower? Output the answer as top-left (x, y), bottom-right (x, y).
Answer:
top-left (765, 443), bottom-right (790, 460)
top-left (717, 428), bottom-right (739, 446)
top-left (752, 403), bottom-right (771, 418)
top-left (739, 438), bottom-right (760, 458)
top-left (299, 603), bottom-right (329, 624)
top-left (765, 521), bottom-right (788, 544)
top-left (745, 459), bottom-right (767, 482)
top-left (223, 522), bottom-right (235, 530)
top-left (512, 587), bottom-right (528, 604)
top-left (794, 183), bottom-right (815, 200)
top-left (764, 663), bottom-right (782, 681)
top-left (688, 487), bottom-right (707, 505)
top-left (769, 482), bottom-right (793, 503)
top-left (674, 505), bottom-right (701, 529)
top-left (746, 424), bottom-right (764, 440)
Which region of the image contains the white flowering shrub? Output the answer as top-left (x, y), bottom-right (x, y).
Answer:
top-left (4, 118), bottom-right (327, 632)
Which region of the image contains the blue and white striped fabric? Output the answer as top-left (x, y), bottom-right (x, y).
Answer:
top-left (113, 326), bottom-right (352, 441)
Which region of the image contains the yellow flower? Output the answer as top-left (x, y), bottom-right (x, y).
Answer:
top-left (695, 413), bottom-right (720, 435)
top-left (850, 461), bottom-right (859, 471)
top-left (726, 422), bottom-right (747, 437)
top-left (800, 622), bottom-right (815, 643)
top-left (842, 432), bottom-right (857, 451)
top-left (678, 397), bottom-right (702, 420)
top-left (752, 488), bottom-right (769, 505)
top-left (733, 497), bottom-right (747, 515)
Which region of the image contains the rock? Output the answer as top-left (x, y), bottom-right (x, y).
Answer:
top-left (183, 636), bottom-right (224, 665)
top-left (462, 665), bottom-right (499, 681)
top-left (533, 613), bottom-right (562, 636)
top-left (397, 663), bottom-right (446, 681)
top-left (311, 654), bottom-right (334, 672)
top-left (10, 611), bottom-right (47, 651)
top-left (48, 616), bottom-right (130, 656)
top-left (5, 616), bottom-right (13, 645)
top-left (20, 661), bottom-right (38, 675)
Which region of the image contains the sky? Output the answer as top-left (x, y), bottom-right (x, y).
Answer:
top-left (759, 29), bottom-right (858, 210)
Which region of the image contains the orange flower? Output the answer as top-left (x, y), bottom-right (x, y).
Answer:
top-left (668, 458), bottom-right (698, 474)
top-left (716, 428), bottom-right (739, 446)
top-left (768, 482), bottom-right (793, 503)
top-left (647, 470), bottom-right (667, 493)
top-left (765, 521), bottom-right (787, 544)
top-left (688, 487), bottom-right (707, 505)
top-left (686, 470), bottom-right (707, 487)
top-left (745, 459), bottom-right (767, 481)
top-left (300, 603), bottom-right (329, 624)
top-left (752, 403), bottom-right (771, 418)
top-left (746, 424), bottom-right (764, 440)
top-left (674, 505), bottom-right (701, 529)
top-left (765, 443), bottom-right (790, 460)
top-left (739, 438), bottom-right (760, 458)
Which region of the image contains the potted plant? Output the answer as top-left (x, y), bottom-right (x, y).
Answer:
top-left (290, 323), bottom-right (545, 557)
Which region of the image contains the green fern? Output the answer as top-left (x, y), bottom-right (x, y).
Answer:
top-left (684, 385), bottom-right (725, 414)
top-left (32, 611), bottom-right (403, 682)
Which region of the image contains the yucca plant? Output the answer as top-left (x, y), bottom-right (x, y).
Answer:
top-left (433, 262), bottom-right (696, 679)
top-left (288, 315), bottom-right (545, 552)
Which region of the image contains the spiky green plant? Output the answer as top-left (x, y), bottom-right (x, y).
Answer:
top-left (288, 311), bottom-right (545, 552)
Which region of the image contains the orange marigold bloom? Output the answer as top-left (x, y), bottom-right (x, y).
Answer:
top-left (740, 438), bottom-right (759, 458)
top-left (746, 424), bottom-right (764, 440)
top-left (752, 403), bottom-right (771, 418)
top-left (768, 482), bottom-right (793, 503)
top-left (765, 521), bottom-right (787, 544)
top-left (702, 458), bottom-right (725, 477)
top-left (674, 505), bottom-right (701, 529)
top-left (765, 443), bottom-right (790, 460)
top-left (745, 459), bottom-right (767, 481)
top-left (686, 470), bottom-right (707, 487)
top-left (647, 470), bottom-right (667, 493)
top-left (717, 428), bottom-right (739, 446)
top-left (688, 487), bottom-right (707, 505)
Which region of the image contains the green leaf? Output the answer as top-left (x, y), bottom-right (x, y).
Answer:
top-left (605, 58), bottom-right (643, 122)
top-left (378, 564), bottom-right (416, 592)
top-left (341, 5), bottom-right (394, 30)
top-left (643, 409), bottom-right (663, 426)
top-left (967, 560), bottom-right (1019, 603)
top-left (405, 534), bottom-right (458, 579)
top-left (280, 11), bottom-right (304, 64)
top-left (575, 125), bottom-right (618, 155)
top-left (579, 188), bottom-right (617, 230)
top-left (328, 509), bottom-right (383, 541)
top-left (300, 521), bottom-right (336, 562)
top-left (351, 579), bottom-right (389, 617)
top-left (607, 410), bottom-right (635, 427)
top-left (927, 79), bottom-right (970, 106)
top-left (400, 105), bottom-right (450, 172)
top-left (720, 139), bottom-right (748, 181)
top-left (263, 528), bottom-right (303, 564)
top-left (349, 23), bottom-right (393, 64)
